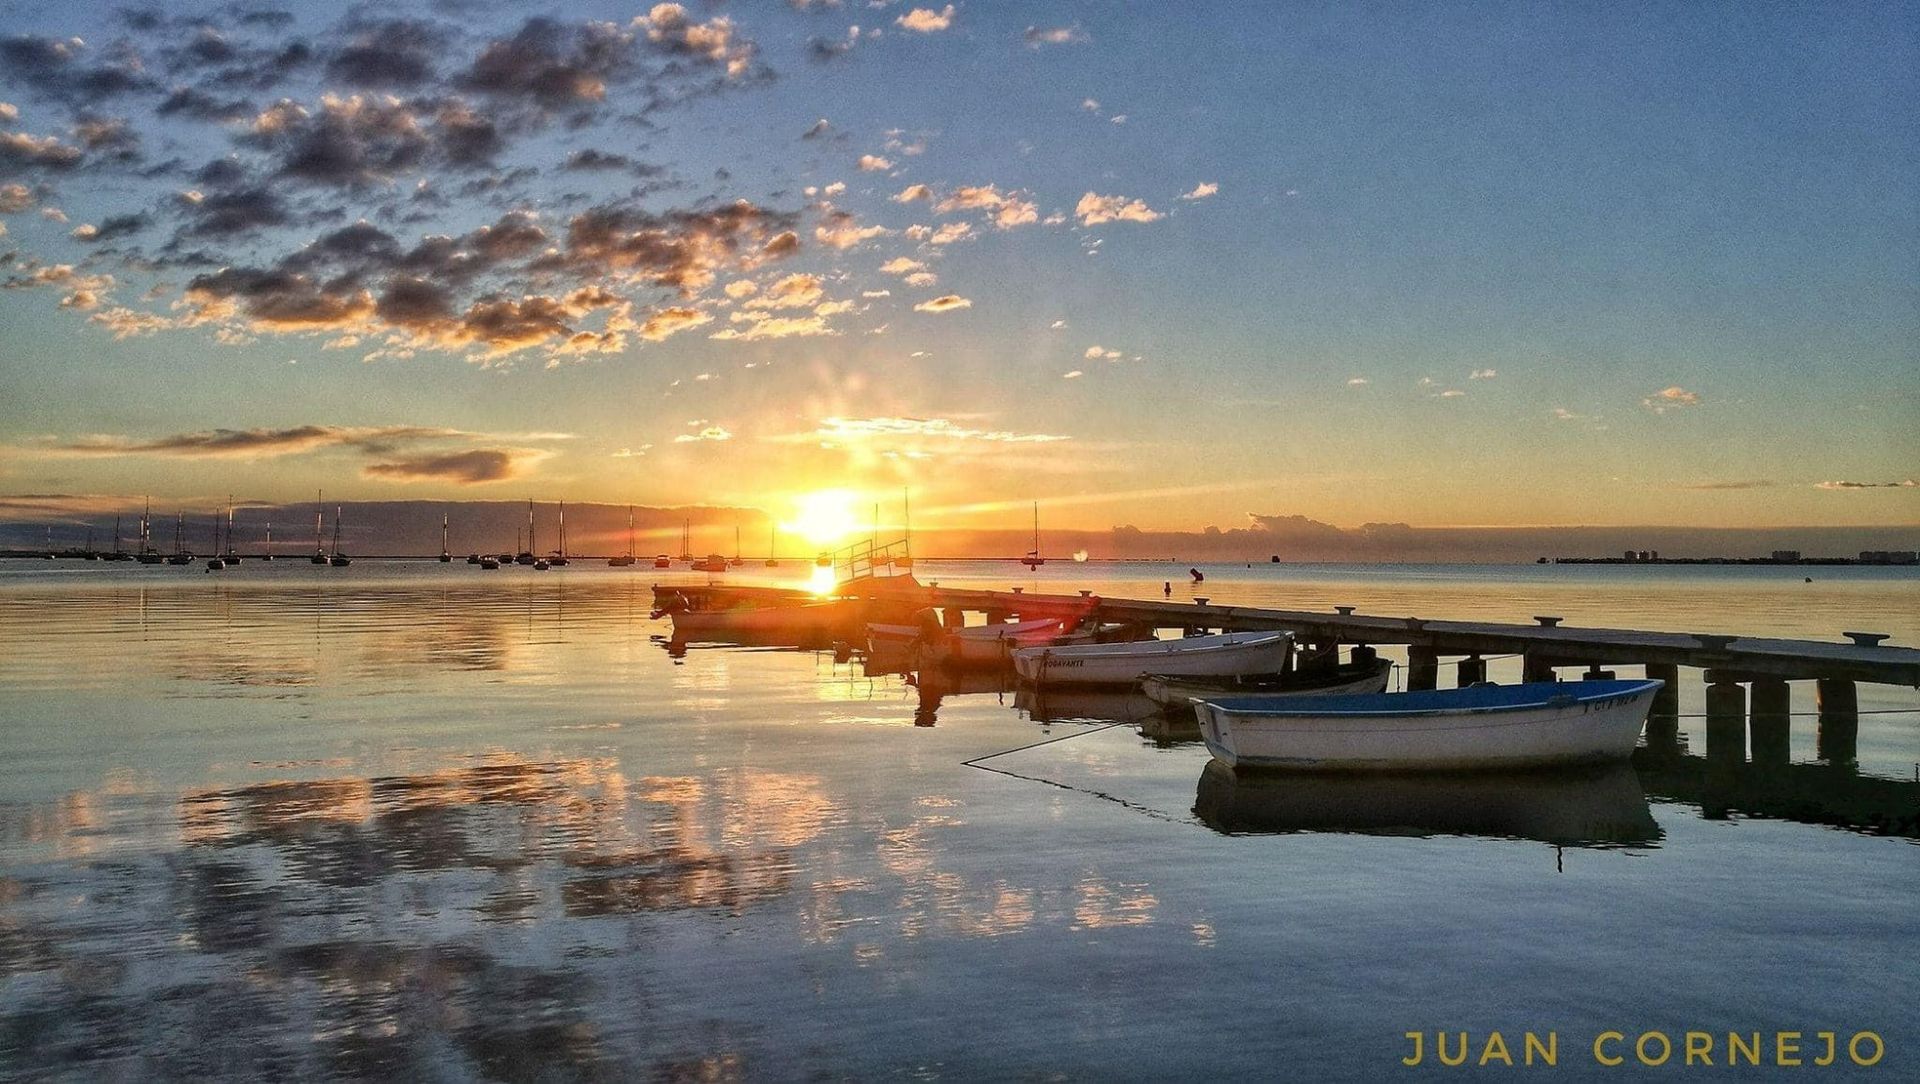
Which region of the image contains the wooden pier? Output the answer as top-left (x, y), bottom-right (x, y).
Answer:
top-left (656, 577), bottom-right (1917, 763)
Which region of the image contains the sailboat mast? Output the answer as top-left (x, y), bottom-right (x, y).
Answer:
top-left (904, 488), bottom-right (912, 559)
top-left (441, 512), bottom-right (449, 555)
top-left (627, 505), bottom-right (635, 557)
top-left (527, 499), bottom-right (536, 556)
top-left (558, 502), bottom-right (566, 559)
top-left (315, 490), bottom-right (324, 555)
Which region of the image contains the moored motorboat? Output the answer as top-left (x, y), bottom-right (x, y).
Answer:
top-left (1012, 631), bottom-right (1292, 687)
top-left (1141, 658), bottom-right (1392, 710)
top-left (1194, 678), bottom-right (1664, 773)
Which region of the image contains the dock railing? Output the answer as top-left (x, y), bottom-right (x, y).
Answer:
top-left (833, 537), bottom-right (912, 584)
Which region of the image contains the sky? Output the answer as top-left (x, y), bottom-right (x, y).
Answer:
top-left (0, 0), bottom-right (1915, 551)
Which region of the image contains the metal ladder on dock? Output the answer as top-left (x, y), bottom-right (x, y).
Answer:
top-left (832, 537), bottom-right (911, 584)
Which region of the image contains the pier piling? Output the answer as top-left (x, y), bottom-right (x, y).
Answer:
top-left (1705, 678), bottom-right (1748, 764)
top-left (1815, 678), bottom-right (1860, 764)
top-left (1644, 662), bottom-right (1681, 753)
top-left (1408, 647), bottom-right (1439, 691)
top-left (1749, 678), bottom-right (1792, 769)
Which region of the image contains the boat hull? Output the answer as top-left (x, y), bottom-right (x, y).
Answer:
top-left (1141, 659), bottom-right (1392, 710)
top-left (1195, 679), bottom-right (1662, 772)
top-left (1012, 632), bottom-right (1291, 687)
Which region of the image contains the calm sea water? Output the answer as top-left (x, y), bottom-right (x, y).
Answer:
top-left (1, 560), bottom-right (1914, 1080)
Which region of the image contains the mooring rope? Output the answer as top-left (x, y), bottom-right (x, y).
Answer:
top-left (962, 720), bottom-right (1189, 824)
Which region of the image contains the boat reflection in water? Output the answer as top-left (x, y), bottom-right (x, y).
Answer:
top-left (1014, 684), bottom-right (1162, 726)
top-left (908, 667), bottom-right (1014, 726)
top-left (1193, 759), bottom-right (1662, 848)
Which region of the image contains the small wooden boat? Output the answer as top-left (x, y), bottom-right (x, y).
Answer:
top-left (1013, 632), bottom-right (1292, 687)
top-left (1191, 759), bottom-right (1660, 846)
top-left (1194, 679), bottom-right (1664, 773)
top-left (1141, 658), bottom-right (1392, 710)
top-left (479, 557), bottom-right (500, 569)
top-left (692, 553), bottom-right (729, 573)
top-left (868, 616), bottom-right (1066, 665)
top-left (653, 554), bottom-right (672, 569)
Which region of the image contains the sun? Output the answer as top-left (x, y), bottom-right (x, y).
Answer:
top-left (786, 489), bottom-right (860, 548)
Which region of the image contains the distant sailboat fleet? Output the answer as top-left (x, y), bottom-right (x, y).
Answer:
top-left (5, 488), bottom-right (1064, 571)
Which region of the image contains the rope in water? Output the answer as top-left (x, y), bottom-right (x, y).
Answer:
top-left (962, 721), bottom-right (1188, 823)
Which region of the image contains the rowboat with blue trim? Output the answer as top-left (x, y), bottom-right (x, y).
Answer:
top-left (1194, 679), bottom-right (1663, 772)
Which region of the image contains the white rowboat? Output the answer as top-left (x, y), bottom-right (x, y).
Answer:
top-left (1140, 658), bottom-right (1392, 710)
top-left (1012, 632), bottom-right (1292, 687)
top-left (1195, 679), bottom-right (1663, 772)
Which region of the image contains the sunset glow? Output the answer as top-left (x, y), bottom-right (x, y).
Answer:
top-left (786, 490), bottom-right (862, 549)
top-left (0, 4), bottom-right (1910, 554)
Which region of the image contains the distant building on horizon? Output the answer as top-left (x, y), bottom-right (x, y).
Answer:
top-left (1858, 550), bottom-right (1919, 565)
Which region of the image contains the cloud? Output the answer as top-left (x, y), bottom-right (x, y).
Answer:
top-left (0, 34), bottom-right (152, 102)
top-left (639, 3), bottom-right (756, 79)
top-left (814, 209), bottom-right (891, 249)
top-left (880, 257), bottom-right (926, 275)
top-left (1024, 26), bottom-right (1086, 48)
top-left (709, 311), bottom-right (835, 340)
top-left (744, 273), bottom-right (824, 310)
top-left (0, 183), bottom-right (33, 212)
top-left (456, 17), bottom-right (624, 107)
top-left (1551, 407), bottom-right (1583, 420)
top-left (1075, 192), bottom-right (1162, 226)
top-left (808, 27), bottom-right (863, 62)
top-left (325, 18), bottom-right (446, 88)
top-left (0, 130), bottom-right (83, 171)
top-left (903, 271), bottom-right (938, 288)
top-left (1470, 368), bottom-right (1497, 379)
top-left (673, 426), bottom-right (731, 442)
top-left (896, 7), bottom-right (956, 34)
top-left (929, 221), bottom-right (973, 245)
top-left (801, 118), bottom-right (830, 140)
top-left (179, 185), bottom-right (291, 236)
top-left (893, 184), bottom-right (933, 203)
top-left (46, 425), bottom-right (482, 459)
top-left (1435, 389), bottom-right (1466, 399)
top-left (1180, 182), bottom-right (1218, 201)
top-left (913, 294), bottom-right (971, 313)
top-left (1062, 370), bottom-right (1083, 379)
top-left (800, 417), bottom-right (1070, 445)
top-left (1643, 386), bottom-right (1702, 413)
top-left (71, 212), bottom-right (148, 243)
top-left (1084, 345), bottom-right (1122, 360)
top-left (934, 184), bottom-right (1038, 229)
top-left (1814, 479), bottom-right (1916, 490)
top-left (362, 448), bottom-right (537, 484)
top-left (638, 305), bottom-right (711, 340)
top-left (1347, 377), bottom-right (1370, 387)
top-left (856, 154), bottom-right (892, 172)
top-left (1676, 480), bottom-right (1780, 491)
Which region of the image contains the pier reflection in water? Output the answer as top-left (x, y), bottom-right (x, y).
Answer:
top-left (0, 566), bottom-right (1915, 1077)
